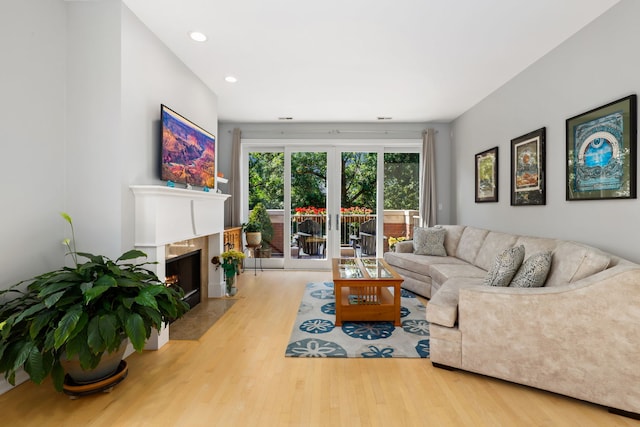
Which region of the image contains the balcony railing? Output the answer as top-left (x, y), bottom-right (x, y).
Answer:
top-left (292, 214), bottom-right (374, 246)
top-left (257, 209), bottom-right (418, 257)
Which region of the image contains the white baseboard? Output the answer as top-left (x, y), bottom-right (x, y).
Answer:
top-left (0, 369), bottom-right (29, 396)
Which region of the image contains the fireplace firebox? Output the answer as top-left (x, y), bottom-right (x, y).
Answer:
top-left (165, 250), bottom-right (201, 309)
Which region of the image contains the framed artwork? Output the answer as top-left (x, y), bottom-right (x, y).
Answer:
top-left (511, 127), bottom-right (546, 206)
top-left (475, 147), bottom-right (499, 203)
top-left (566, 94), bottom-right (637, 201)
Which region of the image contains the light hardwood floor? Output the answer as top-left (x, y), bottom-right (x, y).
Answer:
top-left (1, 270), bottom-right (638, 426)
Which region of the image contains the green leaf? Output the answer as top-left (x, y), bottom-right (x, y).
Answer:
top-left (53, 305), bottom-right (83, 349)
top-left (12, 341), bottom-right (35, 372)
top-left (125, 313), bottom-right (146, 352)
top-left (51, 359), bottom-right (65, 392)
top-left (144, 285), bottom-right (166, 296)
top-left (29, 311), bottom-right (58, 339)
top-left (157, 298), bottom-right (177, 319)
top-left (64, 329), bottom-right (86, 359)
top-left (36, 278), bottom-right (79, 298)
top-left (134, 290), bottom-right (158, 310)
top-left (87, 316), bottom-right (105, 353)
top-left (66, 312), bottom-right (88, 342)
top-left (117, 249), bottom-right (147, 262)
top-left (24, 346), bottom-right (46, 384)
top-left (13, 302), bottom-right (46, 324)
top-left (43, 290), bottom-right (66, 308)
top-left (60, 212), bottom-right (72, 225)
top-left (83, 286), bottom-right (111, 304)
top-left (99, 314), bottom-right (117, 350)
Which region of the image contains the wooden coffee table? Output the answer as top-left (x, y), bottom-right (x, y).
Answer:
top-left (331, 258), bottom-right (404, 326)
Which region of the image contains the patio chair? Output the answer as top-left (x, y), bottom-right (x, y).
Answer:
top-left (358, 218), bottom-right (376, 256)
top-left (296, 219), bottom-right (325, 257)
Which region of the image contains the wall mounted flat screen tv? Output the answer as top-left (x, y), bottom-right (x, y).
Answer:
top-left (161, 104), bottom-right (216, 188)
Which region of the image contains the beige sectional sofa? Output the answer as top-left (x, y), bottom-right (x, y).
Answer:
top-left (383, 225), bottom-right (640, 417)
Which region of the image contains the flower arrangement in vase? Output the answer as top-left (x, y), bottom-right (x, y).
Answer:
top-left (219, 250), bottom-right (245, 296)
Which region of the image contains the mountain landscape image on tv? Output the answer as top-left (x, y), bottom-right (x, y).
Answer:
top-left (161, 104), bottom-right (216, 188)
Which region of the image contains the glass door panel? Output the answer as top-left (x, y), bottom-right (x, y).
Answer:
top-left (247, 150), bottom-right (285, 268)
top-left (383, 152), bottom-right (420, 254)
top-left (286, 150), bottom-right (331, 268)
top-left (339, 151), bottom-right (378, 258)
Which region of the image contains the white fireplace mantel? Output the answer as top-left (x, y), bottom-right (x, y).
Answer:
top-left (130, 185), bottom-right (230, 349)
top-left (130, 185), bottom-right (229, 246)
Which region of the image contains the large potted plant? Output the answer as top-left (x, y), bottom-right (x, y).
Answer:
top-left (248, 203), bottom-right (274, 257)
top-left (0, 213), bottom-right (190, 391)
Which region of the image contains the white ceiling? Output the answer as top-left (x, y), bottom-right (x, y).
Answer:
top-left (122, 0), bottom-right (619, 123)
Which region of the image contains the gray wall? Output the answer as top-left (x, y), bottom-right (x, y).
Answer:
top-left (452, 0), bottom-right (640, 263)
top-left (0, 0), bottom-right (67, 287)
top-left (217, 122), bottom-right (453, 227)
top-left (0, 0), bottom-right (218, 286)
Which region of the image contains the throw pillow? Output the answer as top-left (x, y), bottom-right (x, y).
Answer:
top-left (413, 226), bottom-right (447, 256)
top-left (483, 245), bottom-right (525, 287)
top-left (510, 251), bottom-right (552, 288)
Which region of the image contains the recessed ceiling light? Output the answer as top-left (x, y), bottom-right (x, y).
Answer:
top-left (188, 31), bottom-right (207, 42)
top-left (377, 116), bottom-right (393, 120)
top-left (225, 76), bottom-right (238, 83)
top-left (278, 117), bottom-right (293, 120)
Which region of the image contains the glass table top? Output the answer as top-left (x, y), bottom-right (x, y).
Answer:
top-left (336, 258), bottom-right (393, 279)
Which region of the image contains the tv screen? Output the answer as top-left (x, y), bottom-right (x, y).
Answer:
top-left (161, 104), bottom-right (216, 188)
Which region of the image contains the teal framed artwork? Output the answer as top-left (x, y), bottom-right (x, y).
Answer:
top-left (566, 95), bottom-right (637, 201)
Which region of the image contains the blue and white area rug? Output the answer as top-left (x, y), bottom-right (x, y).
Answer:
top-left (285, 282), bottom-right (430, 358)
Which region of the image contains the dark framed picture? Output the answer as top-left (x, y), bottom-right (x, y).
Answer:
top-left (566, 94), bottom-right (637, 201)
top-left (475, 147), bottom-right (499, 203)
top-left (511, 127), bottom-right (546, 206)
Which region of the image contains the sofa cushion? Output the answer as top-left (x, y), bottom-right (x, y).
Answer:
top-left (483, 245), bottom-right (525, 287)
top-left (514, 235), bottom-right (558, 257)
top-left (439, 225), bottom-right (467, 256)
top-left (426, 277), bottom-right (484, 327)
top-left (430, 263), bottom-right (487, 286)
top-left (413, 226), bottom-right (447, 256)
top-left (545, 242), bottom-right (610, 287)
top-left (474, 231), bottom-right (519, 271)
top-left (455, 227), bottom-right (490, 264)
top-left (510, 251), bottom-right (552, 288)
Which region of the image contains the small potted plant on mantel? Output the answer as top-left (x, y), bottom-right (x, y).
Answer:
top-left (0, 213), bottom-right (190, 392)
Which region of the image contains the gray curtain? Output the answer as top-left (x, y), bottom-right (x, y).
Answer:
top-left (419, 128), bottom-right (437, 227)
top-left (230, 128), bottom-right (242, 227)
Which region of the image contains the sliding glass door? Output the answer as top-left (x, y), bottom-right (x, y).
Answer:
top-left (244, 140), bottom-right (420, 270)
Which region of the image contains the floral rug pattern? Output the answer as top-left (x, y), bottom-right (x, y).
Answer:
top-left (285, 282), bottom-right (430, 358)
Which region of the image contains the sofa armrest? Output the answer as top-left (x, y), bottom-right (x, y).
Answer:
top-left (457, 265), bottom-right (640, 412)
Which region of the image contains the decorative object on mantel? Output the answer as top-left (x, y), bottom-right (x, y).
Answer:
top-left (167, 180), bottom-right (175, 187)
top-left (475, 146), bottom-right (499, 203)
top-left (0, 213), bottom-right (190, 393)
top-left (566, 94), bottom-right (637, 201)
top-left (213, 250), bottom-right (245, 296)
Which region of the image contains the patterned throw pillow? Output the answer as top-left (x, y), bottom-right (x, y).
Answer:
top-left (510, 251), bottom-right (552, 288)
top-left (483, 245), bottom-right (525, 287)
top-left (413, 226), bottom-right (447, 256)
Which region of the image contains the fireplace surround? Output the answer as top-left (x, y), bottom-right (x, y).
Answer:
top-left (130, 185), bottom-right (229, 349)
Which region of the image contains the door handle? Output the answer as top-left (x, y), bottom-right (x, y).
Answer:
top-left (328, 214), bottom-right (331, 231)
